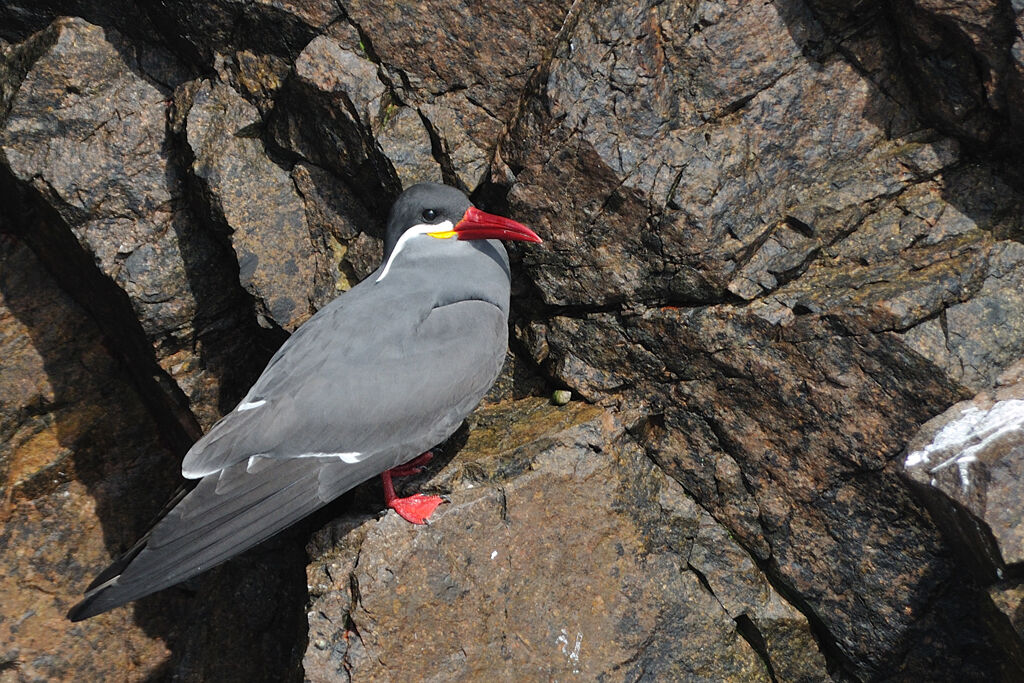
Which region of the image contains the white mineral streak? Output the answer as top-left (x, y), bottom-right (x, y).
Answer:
top-left (905, 398), bottom-right (1024, 493)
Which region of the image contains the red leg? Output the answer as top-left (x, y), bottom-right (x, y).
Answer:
top-left (387, 450), bottom-right (435, 477)
top-left (382, 451), bottom-right (443, 524)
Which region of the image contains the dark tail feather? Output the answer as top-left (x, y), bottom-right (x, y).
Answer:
top-left (67, 458), bottom-right (345, 621)
top-left (82, 484), bottom-right (193, 593)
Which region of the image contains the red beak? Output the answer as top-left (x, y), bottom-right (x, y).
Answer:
top-left (453, 207), bottom-right (542, 243)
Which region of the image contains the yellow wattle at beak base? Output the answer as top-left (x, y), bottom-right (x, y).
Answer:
top-left (428, 230), bottom-right (457, 239)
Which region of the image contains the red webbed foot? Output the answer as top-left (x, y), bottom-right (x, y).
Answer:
top-left (381, 451), bottom-right (444, 524)
top-left (388, 493), bottom-right (444, 525)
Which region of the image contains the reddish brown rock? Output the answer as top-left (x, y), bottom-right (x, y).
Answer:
top-left (305, 399), bottom-right (828, 681)
top-left (0, 236), bottom-right (312, 682)
top-left (0, 239), bottom-right (180, 681)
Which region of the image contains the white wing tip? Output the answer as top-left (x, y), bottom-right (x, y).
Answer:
top-left (181, 464), bottom-right (212, 479)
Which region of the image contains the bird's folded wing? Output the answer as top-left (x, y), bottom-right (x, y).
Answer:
top-left (182, 298), bottom-right (508, 478)
top-left (68, 299), bottom-right (508, 620)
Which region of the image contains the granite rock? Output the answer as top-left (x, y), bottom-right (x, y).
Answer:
top-left (184, 78), bottom-right (321, 331)
top-left (904, 360), bottom-right (1024, 574)
top-left (0, 238), bottom-right (179, 682)
top-left (1, 1), bottom-right (1023, 681)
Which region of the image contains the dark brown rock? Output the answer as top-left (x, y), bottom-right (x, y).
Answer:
top-left (375, 105), bottom-right (442, 188)
top-left (508, 10), bottom-right (953, 311)
top-left (990, 581), bottom-right (1024, 644)
top-left (0, 238), bottom-right (179, 681)
top-left (1, 1), bottom-right (1024, 681)
top-left (0, 16), bottom-right (314, 683)
top-left (531, 306), bottom-right (997, 676)
top-left (497, 2), bottom-right (1024, 676)
top-left (340, 0), bottom-right (572, 194)
top-left (145, 0), bottom-right (340, 67)
top-left (688, 512), bottom-right (829, 683)
top-left (1, 19), bottom-right (190, 338)
top-left (904, 360), bottom-right (1024, 578)
top-left (0, 236), bottom-right (307, 681)
top-left (184, 78), bottom-right (321, 330)
top-left (269, 26), bottom-right (398, 211)
top-left (342, 0), bottom-right (569, 123)
top-left (213, 49), bottom-right (291, 118)
top-left (0, 17), bottom-right (278, 430)
top-left (291, 162), bottom-right (380, 296)
top-left (891, 0), bottom-right (1020, 146)
top-left (418, 96), bottom-right (493, 190)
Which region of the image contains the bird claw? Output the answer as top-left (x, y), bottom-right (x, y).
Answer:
top-left (389, 493), bottom-right (444, 525)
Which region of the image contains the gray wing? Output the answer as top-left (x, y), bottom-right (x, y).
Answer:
top-left (183, 297), bottom-right (508, 477)
top-left (67, 299), bottom-right (507, 620)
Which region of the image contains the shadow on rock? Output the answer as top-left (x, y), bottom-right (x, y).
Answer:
top-left (0, 126), bottom-right (306, 683)
top-left (0, 230), bottom-right (189, 679)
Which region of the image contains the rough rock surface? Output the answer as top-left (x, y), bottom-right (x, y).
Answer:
top-left (184, 78), bottom-right (322, 331)
top-left (305, 399), bottom-right (828, 681)
top-left (0, 238), bottom-right (177, 681)
top-left (904, 359), bottom-right (1024, 581)
top-left (1, 1), bottom-right (1023, 681)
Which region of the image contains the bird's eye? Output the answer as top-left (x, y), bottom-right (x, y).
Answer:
top-left (422, 209), bottom-right (438, 221)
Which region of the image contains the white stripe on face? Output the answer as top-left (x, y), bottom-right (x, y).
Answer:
top-left (376, 219), bottom-right (455, 282)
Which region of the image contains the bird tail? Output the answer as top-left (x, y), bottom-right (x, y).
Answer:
top-left (77, 484), bottom-right (194, 596)
top-left (67, 457), bottom-right (340, 621)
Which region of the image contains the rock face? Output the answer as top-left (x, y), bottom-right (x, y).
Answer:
top-left (304, 399), bottom-right (829, 681)
top-left (1, 1), bottom-right (1023, 681)
top-left (904, 361), bottom-right (1024, 579)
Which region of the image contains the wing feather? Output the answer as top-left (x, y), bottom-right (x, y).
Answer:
top-left (69, 302), bottom-right (507, 621)
top-left (183, 298), bottom-right (507, 477)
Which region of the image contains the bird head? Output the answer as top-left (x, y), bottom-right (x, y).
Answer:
top-left (381, 183), bottom-right (541, 264)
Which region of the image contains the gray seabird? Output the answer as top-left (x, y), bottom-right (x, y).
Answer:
top-left (68, 183), bottom-right (541, 620)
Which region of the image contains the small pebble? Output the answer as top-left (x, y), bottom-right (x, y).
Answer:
top-left (552, 389), bottom-right (572, 405)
